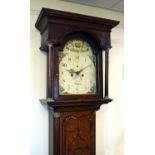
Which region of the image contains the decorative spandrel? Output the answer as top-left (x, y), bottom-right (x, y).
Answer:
top-left (60, 111), bottom-right (95, 155)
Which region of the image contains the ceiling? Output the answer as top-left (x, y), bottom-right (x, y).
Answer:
top-left (62, 0), bottom-right (124, 13)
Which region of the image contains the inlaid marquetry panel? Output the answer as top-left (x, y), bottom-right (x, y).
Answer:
top-left (60, 111), bottom-right (95, 155)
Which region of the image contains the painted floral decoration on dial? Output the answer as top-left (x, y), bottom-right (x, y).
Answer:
top-left (59, 39), bottom-right (96, 95)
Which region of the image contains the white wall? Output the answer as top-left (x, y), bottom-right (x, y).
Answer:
top-left (30, 1), bottom-right (124, 155)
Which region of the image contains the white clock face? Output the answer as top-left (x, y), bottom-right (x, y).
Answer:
top-left (59, 39), bottom-right (96, 95)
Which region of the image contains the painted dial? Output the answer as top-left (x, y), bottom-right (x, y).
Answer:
top-left (59, 39), bottom-right (96, 95)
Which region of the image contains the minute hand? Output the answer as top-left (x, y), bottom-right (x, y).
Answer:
top-left (75, 64), bottom-right (92, 75)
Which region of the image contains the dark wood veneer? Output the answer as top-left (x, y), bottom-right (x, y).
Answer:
top-left (35, 8), bottom-right (119, 51)
top-left (60, 111), bottom-right (95, 155)
top-left (35, 8), bottom-right (119, 155)
top-left (41, 97), bottom-right (112, 112)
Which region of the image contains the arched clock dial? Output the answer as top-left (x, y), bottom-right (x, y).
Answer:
top-left (59, 39), bottom-right (96, 95)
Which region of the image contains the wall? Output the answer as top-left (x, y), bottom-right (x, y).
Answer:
top-left (30, 1), bottom-right (124, 155)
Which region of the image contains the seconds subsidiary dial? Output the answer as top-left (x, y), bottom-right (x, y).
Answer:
top-left (59, 39), bottom-right (96, 95)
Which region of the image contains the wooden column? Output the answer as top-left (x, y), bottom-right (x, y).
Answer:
top-left (47, 43), bottom-right (53, 98)
top-left (105, 48), bottom-right (109, 97)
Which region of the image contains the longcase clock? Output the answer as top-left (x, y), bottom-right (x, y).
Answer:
top-left (35, 8), bottom-right (119, 155)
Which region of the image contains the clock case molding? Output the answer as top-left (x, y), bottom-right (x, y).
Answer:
top-left (35, 8), bottom-right (119, 112)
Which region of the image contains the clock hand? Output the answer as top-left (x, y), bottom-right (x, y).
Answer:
top-left (66, 69), bottom-right (76, 74)
top-left (75, 64), bottom-right (92, 75)
top-left (66, 64), bottom-right (92, 76)
top-left (66, 69), bottom-right (79, 77)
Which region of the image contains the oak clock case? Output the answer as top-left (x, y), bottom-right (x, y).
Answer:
top-left (35, 8), bottom-right (119, 155)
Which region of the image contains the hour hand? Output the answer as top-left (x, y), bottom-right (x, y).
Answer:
top-left (66, 69), bottom-right (75, 74)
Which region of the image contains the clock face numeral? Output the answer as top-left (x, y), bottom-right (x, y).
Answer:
top-left (67, 85), bottom-right (70, 90)
top-left (62, 63), bottom-right (67, 67)
top-left (59, 39), bottom-right (96, 95)
top-left (76, 56), bottom-right (79, 60)
top-left (68, 57), bottom-right (71, 61)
